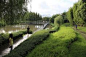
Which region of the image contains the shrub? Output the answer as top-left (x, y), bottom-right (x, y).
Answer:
top-left (49, 26), bottom-right (59, 33)
top-left (0, 20), bottom-right (6, 27)
top-left (69, 33), bottom-right (86, 57)
top-left (4, 30), bottom-right (49, 57)
top-left (62, 23), bottom-right (70, 27)
top-left (26, 27), bottom-right (78, 57)
top-left (26, 26), bottom-right (86, 57)
top-left (0, 30), bottom-right (31, 47)
top-left (54, 15), bottom-right (63, 27)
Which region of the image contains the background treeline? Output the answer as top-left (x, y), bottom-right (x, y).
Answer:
top-left (50, 12), bottom-right (69, 26)
top-left (50, 0), bottom-right (86, 27)
top-left (24, 12), bottom-right (42, 21)
top-left (42, 17), bottom-right (50, 21)
top-left (0, 0), bottom-right (30, 26)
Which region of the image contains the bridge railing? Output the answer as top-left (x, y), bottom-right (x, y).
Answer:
top-left (19, 21), bottom-right (49, 25)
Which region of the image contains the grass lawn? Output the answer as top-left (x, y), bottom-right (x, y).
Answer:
top-left (26, 26), bottom-right (86, 57)
top-left (78, 26), bottom-right (86, 33)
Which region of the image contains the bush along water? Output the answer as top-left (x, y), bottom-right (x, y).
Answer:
top-left (0, 20), bottom-right (6, 27)
top-left (4, 30), bottom-right (50, 57)
top-left (0, 30), bottom-right (32, 47)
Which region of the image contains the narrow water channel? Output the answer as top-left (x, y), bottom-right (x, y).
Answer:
top-left (0, 23), bottom-right (50, 57)
top-left (0, 24), bottom-right (44, 57)
top-left (0, 34), bottom-right (31, 57)
top-left (0, 24), bottom-right (44, 34)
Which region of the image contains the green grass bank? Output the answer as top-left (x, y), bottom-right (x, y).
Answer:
top-left (78, 26), bottom-right (86, 33)
top-left (26, 26), bottom-right (86, 57)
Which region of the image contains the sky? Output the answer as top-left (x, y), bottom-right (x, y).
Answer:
top-left (27, 0), bottom-right (78, 17)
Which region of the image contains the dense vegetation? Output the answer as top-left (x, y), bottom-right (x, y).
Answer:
top-left (49, 0), bottom-right (86, 26)
top-left (50, 14), bottom-right (60, 23)
top-left (78, 26), bottom-right (86, 33)
top-left (50, 12), bottom-right (68, 26)
top-left (24, 12), bottom-right (42, 21)
top-left (42, 17), bottom-right (50, 21)
top-left (0, 30), bottom-right (32, 47)
top-left (4, 30), bottom-right (49, 57)
top-left (0, 0), bottom-right (30, 25)
top-left (67, 8), bottom-right (73, 26)
top-left (54, 15), bottom-right (63, 27)
top-left (26, 26), bottom-right (86, 57)
top-left (1, 0), bottom-right (86, 57)
top-left (67, 0), bottom-right (86, 26)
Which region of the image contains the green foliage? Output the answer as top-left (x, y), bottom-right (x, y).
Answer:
top-left (0, 30), bottom-right (28, 47)
top-left (48, 26), bottom-right (59, 33)
top-left (50, 23), bottom-right (55, 27)
top-left (4, 30), bottom-right (49, 57)
top-left (73, 3), bottom-right (86, 25)
top-left (62, 23), bottom-right (70, 27)
top-left (0, 19), bottom-right (6, 27)
top-left (42, 17), bottom-right (50, 21)
top-left (67, 8), bottom-right (73, 26)
top-left (73, 3), bottom-right (78, 24)
top-left (25, 12), bottom-right (42, 21)
top-left (62, 12), bottom-right (69, 23)
top-left (26, 27), bottom-right (78, 57)
top-left (69, 33), bottom-right (86, 57)
top-left (0, 0), bottom-right (30, 25)
top-left (54, 15), bottom-right (63, 27)
top-left (26, 26), bottom-right (86, 57)
top-left (50, 14), bottom-right (60, 23)
top-left (67, 0), bottom-right (86, 26)
top-left (77, 26), bottom-right (86, 33)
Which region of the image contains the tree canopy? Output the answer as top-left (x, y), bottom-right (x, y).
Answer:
top-left (0, 0), bottom-right (30, 25)
top-left (50, 14), bottom-right (60, 23)
top-left (42, 17), bottom-right (50, 21)
top-left (66, 0), bottom-right (86, 26)
top-left (24, 12), bottom-right (42, 21)
top-left (54, 15), bottom-right (63, 27)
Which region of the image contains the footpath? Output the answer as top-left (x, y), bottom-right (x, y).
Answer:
top-left (73, 27), bottom-right (86, 40)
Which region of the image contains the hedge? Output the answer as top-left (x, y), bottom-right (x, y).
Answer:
top-left (25, 26), bottom-right (79, 57)
top-left (0, 30), bottom-right (32, 47)
top-left (49, 26), bottom-right (59, 33)
top-left (4, 30), bottom-right (49, 57)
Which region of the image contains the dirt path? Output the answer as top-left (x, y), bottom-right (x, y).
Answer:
top-left (73, 27), bottom-right (86, 40)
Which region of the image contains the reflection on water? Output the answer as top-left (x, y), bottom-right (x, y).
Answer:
top-left (0, 34), bottom-right (32, 57)
top-left (0, 24), bottom-right (48, 57)
top-left (35, 25), bottom-right (44, 28)
top-left (0, 25), bottom-right (43, 34)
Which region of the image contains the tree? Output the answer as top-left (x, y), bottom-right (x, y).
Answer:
top-left (42, 17), bottom-right (50, 21)
top-left (0, 0), bottom-right (30, 25)
top-left (62, 12), bottom-right (69, 23)
top-left (50, 14), bottom-right (60, 23)
top-left (25, 12), bottom-right (42, 21)
top-left (72, 0), bottom-right (86, 26)
top-left (54, 15), bottom-right (63, 27)
top-left (67, 8), bottom-right (73, 26)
